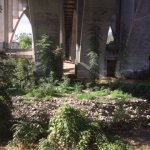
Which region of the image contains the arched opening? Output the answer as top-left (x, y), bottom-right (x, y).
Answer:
top-left (106, 26), bottom-right (117, 77)
top-left (11, 14), bottom-right (33, 50)
top-left (107, 27), bottom-right (114, 44)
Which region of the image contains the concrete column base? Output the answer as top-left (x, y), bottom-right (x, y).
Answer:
top-left (76, 63), bottom-right (91, 79)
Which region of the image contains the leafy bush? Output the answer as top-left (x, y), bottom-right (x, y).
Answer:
top-left (26, 73), bottom-right (58, 98)
top-left (48, 105), bottom-right (88, 149)
top-left (74, 82), bottom-right (83, 93)
top-left (38, 105), bottom-right (130, 150)
top-left (58, 76), bottom-right (70, 93)
top-left (88, 51), bottom-right (99, 81)
top-left (36, 35), bottom-right (63, 78)
top-left (12, 120), bottom-right (44, 144)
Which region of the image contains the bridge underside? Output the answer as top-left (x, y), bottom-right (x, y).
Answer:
top-left (0, 0), bottom-right (150, 79)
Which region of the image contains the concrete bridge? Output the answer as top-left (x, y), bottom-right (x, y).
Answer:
top-left (0, 0), bottom-right (150, 79)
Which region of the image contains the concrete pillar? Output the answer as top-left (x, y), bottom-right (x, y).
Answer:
top-left (19, 0), bottom-right (23, 16)
top-left (119, 0), bottom-right (150, 79)
top-left (115, 0), bottom-right (135, 78)
top-left (0, 0), bottom-right (5, 48)
top-left (13, 0), bottom-right (19, 29)
top-left (76, 0), bottom-right (116, 79)
top-left (22, 0), bottom-right (27, 10)
top-left (29, 0), bottom-right (61, 47)
top-left (76, 0), bottom-right (84, 63)
top-left (70, 11), bottom-right (77, 63)
top-left (8, 0), bottom-right (13, 45)
top-left (28, 0), bottom-right (62, 76)
top-left (13, 0), bottom-right (19, 19)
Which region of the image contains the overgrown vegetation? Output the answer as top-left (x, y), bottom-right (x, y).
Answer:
top-left (0, 33), bottom-right (150, 149)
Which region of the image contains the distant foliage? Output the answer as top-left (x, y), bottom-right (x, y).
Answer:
top-left (18, 33), bottom-right (32, 49)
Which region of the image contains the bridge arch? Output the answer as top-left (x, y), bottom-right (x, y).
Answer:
top-left (9, 8), bottom-right (32, 47)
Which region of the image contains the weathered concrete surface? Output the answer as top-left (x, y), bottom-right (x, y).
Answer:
top-left (28, 0), bottom-right (61, 46)
top-left (70, 11), bottom-right (77, 63)
top-left (0, 0), bottom-right (5, 48)
top-left (118, 0), bottom-right (150, 79)
top-left (76, 0), bottom-right (116, 79)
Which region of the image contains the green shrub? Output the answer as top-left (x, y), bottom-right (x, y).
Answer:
top-left (26, 73), bottom-right (58, 98)
top-left (12, 120), bottom-right (44, 144)
top-left (39, 105), bottom-right (130, 150)
top-left (36, 35), bottom-right (63, 78)
top-left (74, 82), bottom-right (83, 93)
top-left (58, 76), bottom-right (70, 93)
top-left (48, 105), bottom-right (88, 149)
top-left (87, 51), bottom-right (99, 81)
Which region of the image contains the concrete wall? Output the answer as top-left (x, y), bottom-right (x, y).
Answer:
top-left (70, 10), bottom-right (77, 63)
top-left (76, 0), bottom-right (116, 79)
top-left (119, 0), bottom-right (150, 79)
top-left (28, 0), bottom-right (61, 46)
